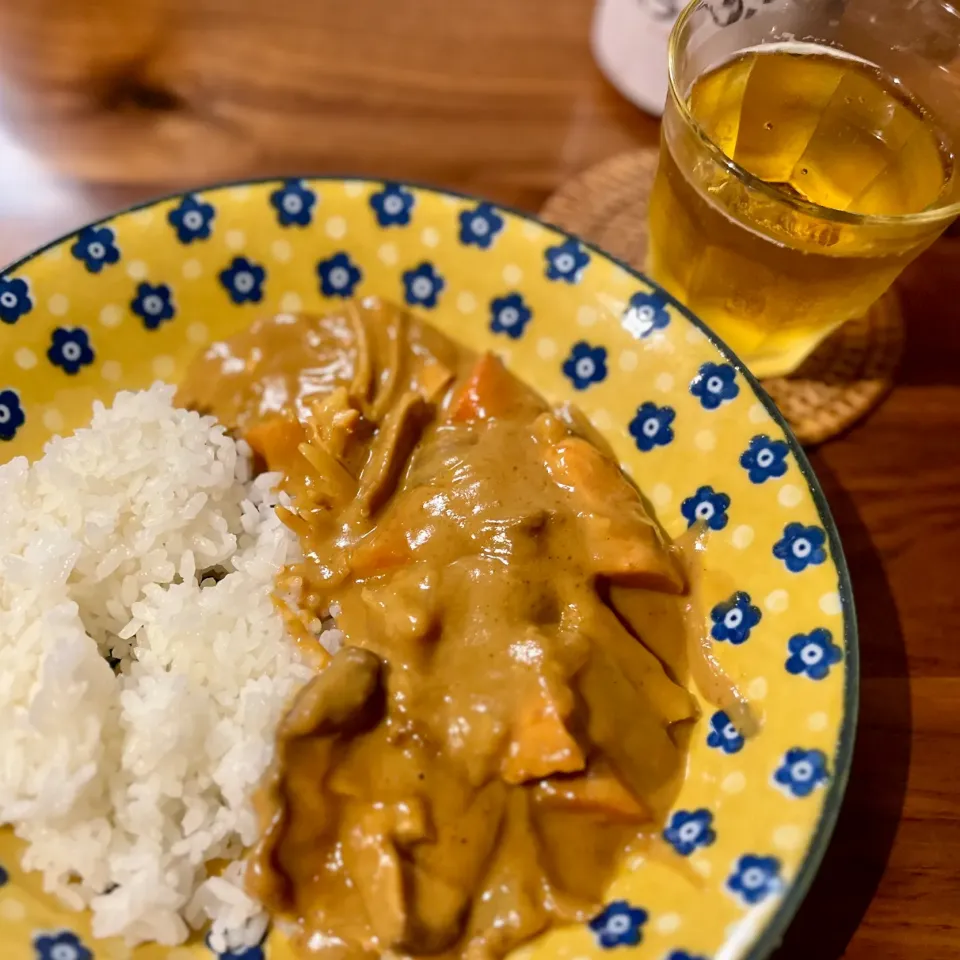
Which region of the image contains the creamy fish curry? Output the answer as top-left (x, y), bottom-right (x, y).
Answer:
top-left (179, 298), bottom-right (748, 960)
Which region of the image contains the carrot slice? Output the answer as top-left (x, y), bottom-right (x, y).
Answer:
top-left (348, 521), bottom-right (412, 578)
top-left (501, 689), bottom-right (585, 785)
top-left (543, 437), bottom-right (684, 592)
top-left (535, 767), bottom-right (651, 822)
top-left (447, 353), bottom-right (545, 423)
top-left (245, 414), bottom-right (307, 473)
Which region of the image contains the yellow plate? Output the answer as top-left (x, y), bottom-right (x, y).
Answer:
top-left (0, 179), bottom-right (856, 960)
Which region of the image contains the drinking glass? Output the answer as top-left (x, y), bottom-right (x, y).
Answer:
top-left (647, 0), bottom-right (960, 378)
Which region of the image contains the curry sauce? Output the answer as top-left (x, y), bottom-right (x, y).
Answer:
top-left (179, 298), bottom-right (744, 960)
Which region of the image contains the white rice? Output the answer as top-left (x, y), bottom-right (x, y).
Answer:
top-left (0, 384), bottom-right (320, 948)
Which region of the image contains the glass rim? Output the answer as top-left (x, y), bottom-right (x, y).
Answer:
top-left (666, 0), bottom-right (960, 229)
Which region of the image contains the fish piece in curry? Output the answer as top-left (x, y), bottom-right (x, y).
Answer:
top-left (179, 298), bottom-right (744, 960)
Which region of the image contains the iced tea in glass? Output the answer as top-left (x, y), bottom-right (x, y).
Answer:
top-left (648, 0), bottom-right (960, 377)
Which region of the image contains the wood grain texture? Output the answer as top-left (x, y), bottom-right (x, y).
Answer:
top-left (0, 1), bottom-right (958, 957)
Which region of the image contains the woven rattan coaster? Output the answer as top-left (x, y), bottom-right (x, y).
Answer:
top-left (540, 148), bottom-right (904, 445)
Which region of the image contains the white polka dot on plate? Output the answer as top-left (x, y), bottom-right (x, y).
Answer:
top-left (731, 524), bottom-right (754, 549)
top-left (271, 239), bottom-right (292, 263)
top-left (42, 408), bottom-right (64, 432)
top-left (126, 260), bottom-right (148, 280)
top-left (326, 216), bottom-right (348, 240)
top-left (765, 589), bottom-right (789, 613)
top-left (47, 293), bottom-right (69, 316)
top-left (280, 292), bottom-right (303, 313)
top-left (651, 483), bottom-right (672, 508)
top-left (694, 429), bottom-right (716, 452)
top-left (748, 402), bottom-right (769, 424)
top-left (655, 913), bottom-right (682, 935)
top-left (819, 591), bottom-right (842, 615)
top-left (536, 337), bottom-right (558, 360)
top-left (778, 483), bottom-right (803, 508)
top-left (691, 857), bottom-right (712, 878)
top-left (457, 292), bottom-right (477, 314)
top-left (187, 322), bottom-right (208, 345)
top-left (0, 897), bottom-right (26, 922)
top-left (101, 360), bottom-right (123, 382)
top-left (378, 242), bottom-right (399, 266)
top-left (721, 771), bottom-right (746, 794)
top-left (747, 676), bottom-right (768, 701)
top-left (654, 371), bottom-right (673, 391)
top-left (502, 264), bottom-right (523, 285)
top-left (521, 221), bottom-right (543, 241)
top-left (773, 824), bottom-right (803, 851)
top-left (229, 185), bottom-right (250, 201)
top-left (133, 207), bottom-right (155, 226)
top-left (99, 304), bottom-right (123, 328)
top-left (618, 350), bottom-right (639, 373)
top-left (649, 334), bottom-right (676, 355)
top-left (14, 347), bottom-right (36, 370)
top-left (590, 409), bottom-right (613, 431)
top-left (577, 305), bottom-right (598, 327)
top-left (44, 245), bottom-right (63, 261)
top-left (807, 711), bottom-right (828, 732)
top-left (225, 229), bottom-right (246, 250)
top-left (182, 258), bottom-right (203, 279)
top-left (684, 326), bottom-right (705, 344)
top-left (421, 226), bottom-right (440, 248)
top-left (152, 355), bottom-right (176, 379)
top-left (343, 181), bottom-right (365, 197)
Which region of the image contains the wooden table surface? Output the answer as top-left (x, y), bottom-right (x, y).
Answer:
top-left (0, 1), bottom-right (957, 957)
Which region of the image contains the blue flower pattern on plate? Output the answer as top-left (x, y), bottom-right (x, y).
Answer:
top-left (740, 433), bottom-right (789, 483)
top-left (131, 282), bottom-right (176, 330)
top-left (489, 293), bottom-right (532, 339)
top-left (270, 179), bottom-right (317, 227)
top-left (786, 628), bottom-right (842, 680)
top-left (681, 485), bottom-right (730, 530)
top-left (545, 238), bottom-right (589, 283)
top-left (666, 952), bottom-right (709, 960)
top-left (706, 710), bottom-right (744, 754)
top-left (773, 522), bottom-right (828, 572)
top-left (690, 361), bottom-right (739, 410)
top-left (563, 342), bottom-right (607, 391)
top-left (47, 327), bottom-right (94, 375)
top-left (628, 401), bottom-right (675, 452)
top-left (219, 257), bottom-right (266, 305)
top-left (588, 900), bottom-right (648, 948)
top-left (318, 252), bottom-right (363, 298)
top-left (0, 276), bottom-right (32, 324)
top-left (0, 863), bottom-right (7, 885)
top-left (0, 389), bottom-right (25, 442)
top-left (710, 591), bottom-right (761, 645)
top-left (167, 194), bottom-right (215, 244)
top-left (33, 930), bottom-right (93, 960)
top-left (209, 942), bottom-right (264, 960)
top-left (622, 289), bottom-right (670, 339)
top-left (70, 225), bottom-right (120, 274)
top-left (459, 202), bottom-right (504, 249)
top-left (370, 183), bottom-right (415, 227)
top-left (774, 747), bottom-right (830, 798)
top-left (402, 262), bottom-right (445, 308)
top-left (663, 808), bottom-right (716, 856)
top-left (727, 854), bottom-right (782, 906)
